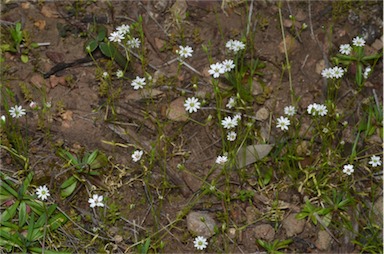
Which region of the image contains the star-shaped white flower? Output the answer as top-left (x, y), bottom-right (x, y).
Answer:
top-left (36, 185), bottom-right (50, 201)
top-left (339, 44), bottom-right (352, 55)
top-left (116, 69), bottom-right (124, 79)
top-left (108, 31), bottom-right (124, 43)
top-left (226, 97), bottom-right (236, 109)
top-left (331, 66), bottom-right (344, 79)
top-left (131, 76), bottom-right (146, 90)
top-left (193, 236), bottom-right (208, 250)
top-left (88, 194), bottom-right (104, 208)
top-left (321, 68), bottom-right (333, 79)
top-left (127, 38), bottom-right (141, 48)
top-left (352, 36), bottom-right (365, 47)
top-left (342, 164), bottom-right (354, 175)
top-left (316, 104), bottom-right (328, 116)
top-left (221, 116), bottom-right (238, 129)
top-left (227, 131), bottom-right (237, 141)
top-left (177, 45), bottom-right (193, 58)
top-left (9, 105), bottom-right (26, 118)
top-left (284, 105), bottom-right (296, 116)
top-left (369, 155), bottom-right (381, 167)
top-left (363, 66), bottom-right (371, 79)
top-left (116, 24), bottom-right (130, 35)
top-left (184, 97), bottom-right (201, 113)
top-left (216, 155), bottom-right (228, 165)
top-left (208, 62), bottom-right (225, 78)
top-left (132, 150), bottom-right (143, 162)
top-left (276, 116), bottom-right (290, 131)
top-left (222, 59), bottom-right (235, 72)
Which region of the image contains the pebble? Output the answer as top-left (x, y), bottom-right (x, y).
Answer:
top-left (253, 224), bottom-right (275, 242)
top-left (315, 230), bottom-right (332, 251)
top-left (282, 213), bottom-right (306, 237)
top-left (186, 211), bottom-right (216, 238)
top-left (255, 107), bottom-right (269, 121)
top-left (166, 97), bottom-right (188, 122)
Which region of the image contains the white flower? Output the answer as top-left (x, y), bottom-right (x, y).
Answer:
top-left (339, 44), bottom-right (352, 55)
top-left (363, 66), bottom-right (371, 79)
top-left (116, 69), bottom-right (124, 79)
top-left (116, 24), bottom-right (130, 35)
top-left (233, 113), bottom-right (241, 122)
top-left (216, 155), bottom-right (228, 165)
top-left (88, 194), bottom-right (104, 208)
top-left (177, 45), bottom-right (193, 58)
top-left (208, 62), bottom-right (225, 78)
top-left (321, 68), bottom-right (333, 79)
top-left (36, 185), bottom-right (50, 201)
top-left (322, 128), bottom-right (329, 133)
top-left (127, 38), bottom-right (141, 48)
top-left (226, 39), bottom-right (245, 52)
top-left (45, 102), bottom-right (52, 108)
top-left (29, 101), bottom-right (38, 110)
top-left (284, 105), bottom-right (296, 116)
top-left (131, 76), bottom-right (146, 90)
top-left (369, 155), bottom-right (381, 167)
top-left (331, 66), bottom-right (344, 79)
top-left (227, 131), bottom-right (237, 141)
top-left (222, 59), bottom-right (235, 72)
top-left (132, 150), bottom-right (143, 162)
top-left (1, 115), bottom-right (5, 123)
top-left (352, 36), bottom-right (365, 47)
top-left (102, 72), bottom-right (109, 78)
top-left (316, 104), bottom-right (328, 116)
top-left (194, 236), bottom-right (208, 250)
top-left (342, 164), bottom-right (354, 175)
top-left (9, 105), bottom-right (26, 118)
top-left (108, 31), bottom-right (124, 43)
top-left (276, 116), bottom-right (290, 131)
top-left (226, 97), bottom-right (236, 109)
top-left (221, 116), bottom-right (238, 129)
top-left (184, 97), bottom-right (201, 113)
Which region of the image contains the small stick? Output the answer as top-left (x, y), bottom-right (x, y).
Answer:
top-left (20, 42), bottom-right (51, 48)
top-left (178, 58), bottom-right (203, 77)
top-left (246, 0), bottom-right (254, 37)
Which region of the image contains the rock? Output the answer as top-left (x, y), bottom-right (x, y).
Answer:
top-left (166, 97), bottom-right (189, 122)
top-left (253, 224), bottom-right (275, 242)
top-left (282, 213), bottom-right (306, 237)
top-left (315, 230), bottom-right (332, 251)
top-left (371, 37), bottom-right (383, 51)
top-left (186, 211), bottom-right (216, 238)
top-left (255, 107), bottom-right (269, 121)
top-left (252, 79), bottom-right (264, 96)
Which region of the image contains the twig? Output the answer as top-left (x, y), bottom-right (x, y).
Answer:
top-left (20, 42), bottom-right (51, 48)
top-left (246, 0), bottom-right (254, 37)
top-left (308, 0), bottom-right (315, 40)
top-left (178, 58), bottom-right (203, 77)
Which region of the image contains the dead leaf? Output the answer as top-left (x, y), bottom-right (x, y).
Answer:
top-left (34, 20), bottom-right (46, 30)
top-left (166, 97), bottom-right (188, 122)
top-left (41, 5), bottom-right (59, 18)
top-left (236, 144), bottom-right (273, 169)
top-left (49, 75), bottom-right (66, 88)
top-left (60, 110), bottom-right (73, 121)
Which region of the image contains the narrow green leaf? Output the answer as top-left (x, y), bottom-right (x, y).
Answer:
top-left (60, 181), bottom-right (77, 198)
top-left (26, 212), bottom-right (35, 242)
top-left (86, 150), bottom-right (98, 164)
top-left (19, 173), bottom-right (33, 197)
top-left (60, 176), bottom-right (77, 190)
top-left (0, 200), bottom-right (20, 224)
top-left (18, 201), bottom-right (27, 227)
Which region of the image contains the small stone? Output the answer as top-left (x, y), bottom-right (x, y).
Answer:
top-left (282, 213), bottom-right (306, 237)
top-left (154, 38), bottom-right (165, 50)
top-left (166, 97), bottom-right (188, 122)
top-left (315, 60), bottom-right (326, 75)
top-left (246, 206), bottom-right (261, 224)
top-left (283, 19), bottom-right (293, 28)
top-left (252, 79), bottom-right (264, 95)
top-left (255, 107), bottom-right (269, 121)
top-left (371, 38), bottom-right (383, 51)
top-left (315, 230), bottom-right (332, 251)
top-left (253, 224), bottom-right (275, 242)
top-left (295, 9), bottom-right (307, 21)
top-left (228, 228), bottom-right (237, 239)
top-left (187, 211), bottom-right (216, 238)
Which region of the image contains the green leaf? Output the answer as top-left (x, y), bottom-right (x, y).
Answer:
top-left (30, 42), bottom-right (39, 49)
top-left (35, 204), bottom-right (58, 228)
top-left (96, 25), bottom-right (107, 42)
top-left (0, 179), bottom-right (18, 198)
top-left (18, 201), bottom-right (27, 227)
top-left (21, 54), bottom-right (29, 63)
top-left (60, 180), bottom-right (77, 198)
top-left (85, 40), bottom-right (98, 53)
top-left (85, 150), bottom-right (98, 164)
top-left (99, 42), bottom-right (117, 58)
top-left (0, 200), bottom-right (20, 224)
top-left (356, 63), bottom-right (363, 87)
top-left (29, 247), bottom-right (72, 254)
top-left (19, 172), bottom-right (33, 197)
top-left (47, 213), bottom-right (68, 231)
top-left (26, 212), bottom-right (35, 242)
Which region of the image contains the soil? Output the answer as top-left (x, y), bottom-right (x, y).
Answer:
top-left (1, 1), bottom-right (383, 253)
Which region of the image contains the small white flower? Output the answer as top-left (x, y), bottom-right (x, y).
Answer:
top-left (342, 164), bottom-right (354, 175)
top-left (116, 69), bottom-right (124, 79)
top-left (322, 128), bottom-right (329, 133)
top-left (45, 102), bottom-right (52, 108)
top-left (132, 150), bottom-right (143, 162)
top-left (209, 185), bottom-right (216, 191)
top-left (127, 38), bottom-right (141, 48)
top-left (316, 104), bottom-right (328, 116)
top-left (1, 115), bottom-right (5, 123)
top-left (321, 68), bottom-right (333, 79)
top-left (116, 24), bottom-right (130, 35)
top-left (226, 39), bottom-right (245, 52)
top-left (208, 62), bottom-right (225, 78)
top-left (88, 194), bottom-right (104, 208)
top-left (284, 105), bottom-right (296, 116)
top-left (221, 116), bottom-right (238, 129)
top-left (184, 97), bottom-right (201, 113)
top-left (226, 97), bottom-right (236, 109)
top-left (331, 66), bottom-right (344, 79)
top-left (131, 76), bottom-right (146, 90)
top-left (177, 45), bottom-right (193, 58)
top-left (216, 155), bottom-right (228, 165)
top-left (339, 44), bottom-right (352, 55)
top-left (226, 39), bottom-right (235, 50)
top-left (193, 236), bottom-right (208, 250)
top-left (276, 116), bottom-right (290, 131)
top-left (363, 66), bottom-right (371, 79)
top-left (352, 36), bottom-right (365, 47)
top-left (368, 155), bottom-right (381, 167)
top-left (9, 105), bottom-right (26, 118)
top-left (36, 185), bottom-right (50, 201)
top-left (340, 140), bottom-right (345, 145)
top-left (233, 113), bottom-right (241, 122)
top-left (108, 31), bottom-right (124, 43)
top-left (227, 131), bottom-right (237, 141)
top-left (222, 59), bottom-right (235, 72)
top-left (29, 101), bottom-right (38, 110)
top-left (102, 72), bottom-right (109, 78)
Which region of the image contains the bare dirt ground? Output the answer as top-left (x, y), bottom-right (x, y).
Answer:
top-left (1, 0), bottom-right (383, 253)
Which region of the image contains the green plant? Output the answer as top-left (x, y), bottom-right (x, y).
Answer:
top-left (256, 238), bottom-right (293, 254)
top-left (0, 172), bottom-right (68, 253)
top-left (57, 149), bottom-right (108, 198)
top-left (296, 199), bottom-right (332, 226)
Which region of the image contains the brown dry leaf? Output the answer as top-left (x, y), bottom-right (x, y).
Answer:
top-left (41, 5), bottom-right (59, 18)
top-left (60, 110), bottom-right (73, 121)
top-left (34, 20), bottom-right (46, 30)
top-left (166, 97), bottom-right (188, 122)
top-left (236, 144), bottom-right (273, 169)
top-left (49, 75), bottom-right (66, 88)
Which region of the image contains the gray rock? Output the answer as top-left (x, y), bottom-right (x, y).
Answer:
top-left (282, 213), bottom-right (306, 237)
top-left (187, 211), bottom-right (216, 238)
